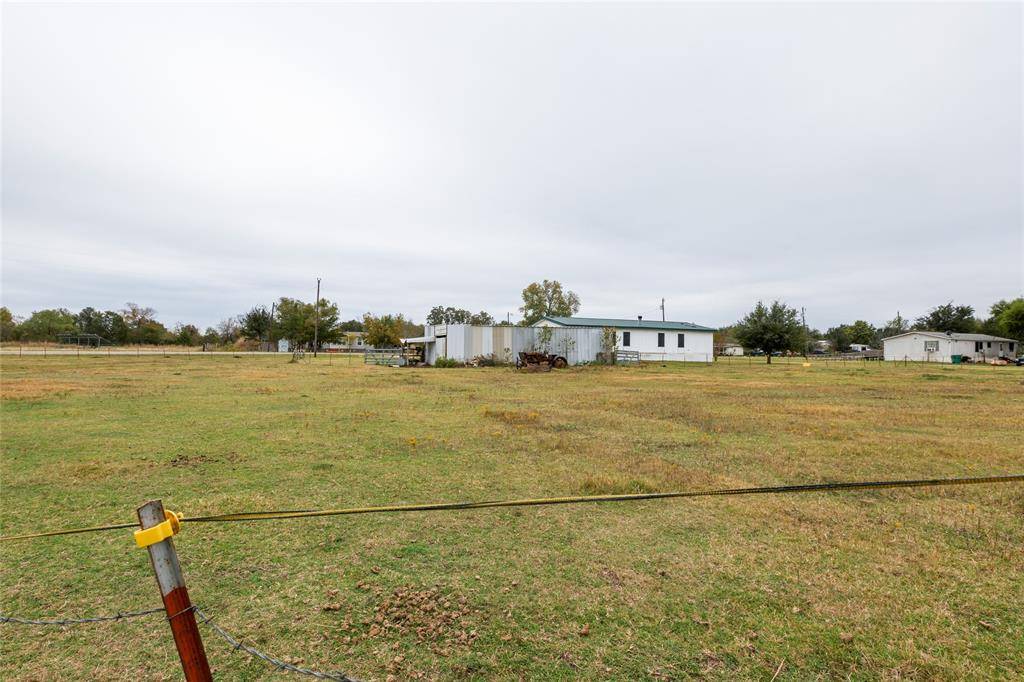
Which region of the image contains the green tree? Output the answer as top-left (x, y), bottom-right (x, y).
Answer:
top-left (17, 308), bottom-right (77, 341)
top-left (339, 319), bottom-right (364, 332)
top-left (426, 306), bottom-right (495, 326)
top-left (469, 311), bottom-right (495, 325)
top-left (846, 320), bottom-right (878, 346)
top-left (826, 326), bottom-right (851, 353)
top-left (275, 297), bottom-right (342, 348)
top-left (173, 324), bottom-right (202, 346)
top-left (363, 313), bottom-right (406, 348)
top-left (995, 298), bottom-right (1024, 341)
top-left (120, 303), bottom-right (168, 344)
top-left (0, 307), bottom-right (19, 341)
top-left (878, 313), bottom-right (909, 340)
top-left (427, 306), bottom-right (469, 325)
top-left (519, 280), bottom-right (581, 326)
top-left (240, 306), bottom-right (273, 341)
top-left (734, 301), bottom-right (805, 364)
top-left (914, 302), bottom-right (977, 333)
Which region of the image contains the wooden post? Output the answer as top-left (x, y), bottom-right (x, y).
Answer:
top-left (137, 500), bottom-right (212, 682)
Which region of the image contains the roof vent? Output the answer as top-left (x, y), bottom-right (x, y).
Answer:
top-left (637, 315), bottom-right (643, 322)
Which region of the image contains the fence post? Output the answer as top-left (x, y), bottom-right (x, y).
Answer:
top-left (137, 500), bottom-right (212, 682)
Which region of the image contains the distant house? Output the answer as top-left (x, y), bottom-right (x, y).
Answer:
top-left (812, 339), bottom-right (832, 353)
top-left (323, 332), bottom-right (367, 352)
top-left (535, 315), bottom-right (716, 362)
top-left (849, 343), bottom-right (872, 353)
top-left (882, 332), bottom-right (1018, 363)
top-left (718, 343), bottom-right (744, 356)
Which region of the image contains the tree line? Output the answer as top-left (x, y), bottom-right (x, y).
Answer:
top-left (0, 299), bottom-right (421, 349)
top-left (5, 283), bottom-right (1018, 356)
top-left (729, 298), bottom-right (1024, 362)
top-left (0, 279), bottom-right (580, 347)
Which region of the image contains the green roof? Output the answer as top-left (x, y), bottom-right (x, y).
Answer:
top-left (540, 316), bottom-right (717, 332)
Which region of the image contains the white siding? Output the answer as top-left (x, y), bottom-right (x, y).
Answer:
top-left (882, 334), bottom-right (1018, 362)
top-left (883, 334), bottom-right (955, 362)
top-left (616, 327), bottom-right (714, 362)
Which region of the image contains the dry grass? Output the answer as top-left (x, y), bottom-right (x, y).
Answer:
top-left (1, 356), bottom-right (1022, 680)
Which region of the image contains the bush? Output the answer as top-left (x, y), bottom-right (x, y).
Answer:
top-left (433, 357), bottom-right (463, 368)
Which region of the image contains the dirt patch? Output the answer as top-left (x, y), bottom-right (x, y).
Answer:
top-left (340, 585), bottom-right (478, 655)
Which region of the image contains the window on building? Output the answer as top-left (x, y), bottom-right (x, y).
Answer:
top-left (924, 340), bottom-right (939, 352)
top-left (657, 332), bottom-right (665, 347)
top-left (622, 331), bottom-right (631, 347)
top-left (986, 341), bottom-right (991, 348)
top-left (677, 333), bottom-right (685, 348)
top-left (1011, 342), bottom-right (1016, 353)
top-left (975, 341), bottom-right (983, 352)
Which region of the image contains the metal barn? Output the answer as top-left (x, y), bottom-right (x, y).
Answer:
top-left (406, 324), bottom-right (604, 366)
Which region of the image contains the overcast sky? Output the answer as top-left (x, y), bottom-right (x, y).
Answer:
top-left (2, 2), bottom-right (1021, 331)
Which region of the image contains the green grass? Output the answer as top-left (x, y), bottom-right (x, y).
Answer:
top-left (1, 356), bottom-right (1022, 680)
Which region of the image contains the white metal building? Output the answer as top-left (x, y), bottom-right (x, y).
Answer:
top-left (407, 324), bottom-right (605, 366)
top-left (882, 331), bottom-right (1018, 363)
top-left (719, 343), bottom-right (744, 356)
top-left (535, 315), bottom-right (716, 362)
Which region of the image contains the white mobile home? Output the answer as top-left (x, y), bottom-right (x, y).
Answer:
top-left (535, 316), bottom-right (716, 362)
top-left (882, 332), bottom-right (1018, 363)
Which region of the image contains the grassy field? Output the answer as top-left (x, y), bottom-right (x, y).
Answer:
top-left (1, 356), bottom-right (1022, 680)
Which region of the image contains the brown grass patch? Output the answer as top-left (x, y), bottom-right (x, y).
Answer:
top-left (579, 474), bottom-right (659, 495)
top-left (0, 378), bottom-right (82, 401)
top-left (483, 407), bottom-right (541, 426)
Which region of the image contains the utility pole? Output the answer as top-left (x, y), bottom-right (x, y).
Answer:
top-left (268, 301), bottom-right (275, 352)
top-left (661, 298), bottom-right (665, 322)
top-left (507, 312), bottom-right (511, 325)
top-left (313, 278), bottom-right (321, 357)
top-left (801, 307), bottom-right (808, 358)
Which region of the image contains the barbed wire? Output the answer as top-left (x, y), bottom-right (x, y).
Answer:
top-left (2, 604), bottom-right (361, 681)
top-left (194, 609), bottom-right (361, 682)
top-left (0, 606), bottom-right (164, 626)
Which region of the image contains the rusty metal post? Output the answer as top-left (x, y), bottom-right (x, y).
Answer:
top-left (137, 500), bottom-right (212, 682)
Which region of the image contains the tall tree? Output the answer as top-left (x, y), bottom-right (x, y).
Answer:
top-left (469, 311), bottom-right (495, 325)
top-left (846, 320), bottom-right (878, 346)
top-left (240, 306), bottom-right (273, 341)
top-left (519, 280), bottom-right (581, 325)
top-left (734, 301), bottom-right (805, 364)
top-left (173, 324), bottom-right (202, 346)
top-left (216, 317), bottom-right (242, 344)
top-left (363, 313), bottom-right (406, 348)
top-left (914, 302), bottom-right (977, 333)
top-left (339, 319), bottom-right (365, 332)
top-left (17, 309), bottom-right (77, 341)
top-left (878, 312), bottom-right (909, 340)
top-left (0, 307), bottom-right (19, 341)
top-left (120, 303), bottom-right (168, 344)
top-left (426, 306), bottom-right (496, 326)
top-left (825, 325), bottom-right (851, 353)
top-left (995, 298), bottom-right (1024, 341)
top-left (275, 297), bottom-right (342, 348)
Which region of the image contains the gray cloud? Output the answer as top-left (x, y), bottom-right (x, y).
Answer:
top-left (2, 2), bottom-right (1021, 330)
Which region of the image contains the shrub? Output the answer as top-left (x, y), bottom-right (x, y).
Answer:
top-left (433, 357), bottom-right (463, 368)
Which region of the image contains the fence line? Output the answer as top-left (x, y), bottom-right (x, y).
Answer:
top-left (4, 474), bottom-right (1021, 542)
top-left (3, 473), bottom-right (1022, 679)
top-left (1, 604), bottom-right (360, 681)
